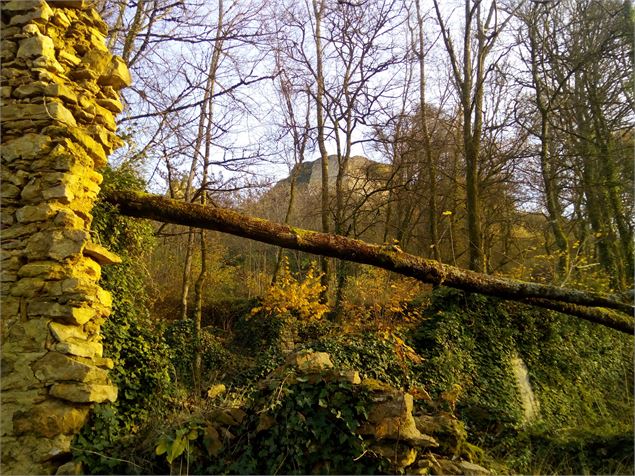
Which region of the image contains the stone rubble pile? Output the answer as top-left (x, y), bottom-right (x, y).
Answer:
top-left (263, 350), bottom-right (492, 475)
top-left (1, 0), bottom-right (128, 473)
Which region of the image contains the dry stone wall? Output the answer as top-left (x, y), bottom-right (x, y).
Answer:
top-left (1, 1), bottom-right (129, 473)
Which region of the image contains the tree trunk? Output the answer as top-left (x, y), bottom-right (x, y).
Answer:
top-left (103, 189), bottom-right (634, 333)
top-left (312, 0), bottom-right (331, 302)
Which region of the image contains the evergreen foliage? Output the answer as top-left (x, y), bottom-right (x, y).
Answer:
top-left (73, 167), bottom-right (173, 474)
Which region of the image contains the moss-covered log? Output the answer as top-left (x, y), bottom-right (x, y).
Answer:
top-left (104, 190), bottom-right (634, 333)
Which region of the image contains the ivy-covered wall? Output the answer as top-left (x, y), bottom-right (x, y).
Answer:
top-left (0, 1), bottom-right (128, 473)
top-left (410, 289), bottom-right (634, 439)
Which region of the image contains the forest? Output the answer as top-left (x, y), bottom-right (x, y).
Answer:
top-left (1, 0), bottom-right (634, 474)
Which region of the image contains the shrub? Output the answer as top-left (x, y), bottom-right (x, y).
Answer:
top-left (251, 257), bottom-right (328, 321)
top-left (164, 320), bottom-right (235, 387)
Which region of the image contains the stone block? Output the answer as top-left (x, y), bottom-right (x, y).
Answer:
top-left (12, 400), bottom-right (89, 438)
top-left (57, 49), bottom-right (80, 67)
top-left (50, 382), bottom-right (117, 403)
top-left (49, 0), bottom-right (87, 8)
top-left (16, 203), bottom-right (62, 224)
top-left (58, 125), bottom-right (108, 166)
top-left (0, 102), bottom-right (77, 128)
top-left (9, 2), bottom-right (53, 26)
top-left (49, 321), bottom-right (87, 342)
top-left (32, 54), bottom-right (65, 74)
top-left (51, 11), bottom-right (72, 29)
top-left (16, 32), bottom-right (54, 59)
top-left (9, 277), bottom-right (45, 298)
top-left (96, 97), bottom-right (123, 113)
top-left (28, 302), bottom-right (96, 325)
top-left (54, 338), bottom-right (103, 358)
top-left (18, 261), bottom-right (68, 279)
top-left (31, 351), bottom-right (108, 384)
top-left (79, 48), bottom-right (110, 77)
top-left (98, 55), bottom-right (131, 89)
top-left (26, 228), bottom-right (88, 261)
top-left (1, 40), bottom-right (17, 62)
top-left (290, 351), bottom-right (334, 372)
top-left (1, 319), bottom-right (50, 353)
top-left (2, 223), bottom-right (40, 240)
top-left (0, 133), bottom-right (52, 162)
top-left (0, 296), bottom-right (21, 319)
top-left (53, 209), bottom-right (86, 229)
top-left (358, 389), bottom-right (437, 447)
top-left (83, 242), bottom-right (121, 265)
top-left (2, 1), bottom-right (46, 11)
top-left (457, 461), bottom-right (491, 476)
top-left (56, 461), bottom-right (83, 475)
top-left (1, 182), bottom-right (20, 199)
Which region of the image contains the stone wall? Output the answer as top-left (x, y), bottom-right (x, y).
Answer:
top-left (1, 1), bottom-right (129, 473)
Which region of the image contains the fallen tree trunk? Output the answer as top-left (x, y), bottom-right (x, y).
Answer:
top-left (104, 190), bottom-right (634, 334)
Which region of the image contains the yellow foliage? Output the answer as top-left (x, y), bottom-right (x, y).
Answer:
top-left (342, 266), bottom-right (424, 324)
top-left (251, 257), bottom-right (328, 321)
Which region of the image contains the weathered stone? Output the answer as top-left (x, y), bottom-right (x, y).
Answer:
top-left (1, 133), bottom-right (52, 162)
top-left (0, 296), bottom-right (21, 321)
top-left (372, 444), bottom-right (417, 469)
top-left (54, 338), bottom-right (103, 358)
top-left (83, 241), bottom-right (121, 265)
top-left (1, 102), bottom-right (77, 128)
top-left (29, 302), bottom-right (97, 325)
top-left (207, 383), bottom-right (227, 399)
top-left (25, 228), bottom-right (88, 261)
top-left (9, 3), bottom-right (53, 26)
top-left (79, 48), bottom-right (110, 77)
top-left (56, 461), bottom-right (83, 475)
top-left (21, 179), bottom-right (43, 202)
top-left (16, 32), bottom-right (54, 59)
top-left (1, 182), bottom-right (21, 199)
top-left (96, 97), bottom-right (123, 113)
top-left (1, 40), bottom-right (18, 62)
top-left (2, 2), bottom-right (125, 472)
top-left (98, 55), bottom-right (131, 89)
top-left (16, 203), bottom-right (62, 223)
top-left (13, 81), bottom-right (49, 98)
top-left (18, 261), bottom-right (67, 279)
top-left (2, 222), bottom-right (40, 241)
top-left (51, 11), bottom-right (72, 29)
top-left (57, 49), bottom-right (80, 67)
top-left (93, 356), bottom-right (114, 369)
top-left (50, 0), bottom-right (87, 8)
top-left (1, 352), bottom-right (48, 391)
top-left (457, 461), bottom-right (491, 476)
top-left (50, 382), bottom-right (116, 403)
top-left (49, 321), bottom-right (87, 343)
top-left (290, 351), bottom-right (334, 372)
top-left (2, 0), bottom-right (46, 10)
top-left (1, 434), bottom-right (74, 474)
top-left (2, 319), bottom-right (50, 352)
top-left (12, 400), bottom-right (89, 438)
top-left (32, 352), bottom-right (108, 384)
top-left (10, 277), bottom-right (46, 297)
top-left (32, 54), bottom-right (65, 74)
top-left (359, 389), bottom-right (437, 447)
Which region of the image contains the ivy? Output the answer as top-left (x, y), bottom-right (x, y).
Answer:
top-left (206, 379), bottom-right (383, 475)
top-left (72, 166), bottom-right (173, 474)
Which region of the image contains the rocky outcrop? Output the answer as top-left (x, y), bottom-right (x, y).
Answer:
top-left (1, 1), bottom-right (128, 473)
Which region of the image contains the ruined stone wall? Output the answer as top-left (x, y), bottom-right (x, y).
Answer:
top-left (1, 1), bottom-right (129, 473)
